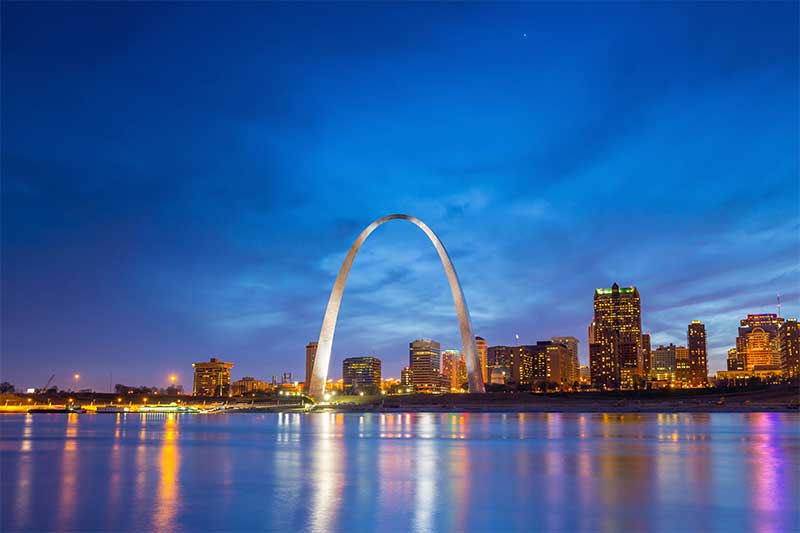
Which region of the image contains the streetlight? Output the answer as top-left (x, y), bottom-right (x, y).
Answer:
top-left (169, 375), bottom-right (177, 385)
top-left (73, 373), bottom-right (80, 391)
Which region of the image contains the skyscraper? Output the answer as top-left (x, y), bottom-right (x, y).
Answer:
top-left (779, 318), bottom-right (800, 379)
top-left (409, 339), bottom-right (442, 393)
top-left (192, 357), bottom-right (234, 397)
top-left (441, 349), bottom-right (461, 391)
top-left (552, 336), bottom-right (579, 385)
top-left (687, 321), bottom-right (708, 386)
top-left (736, 314), bottom-right (784, 371)
top-left (543, 342), bottom-right (572, 389)
top-left (590, 283), bottom-right (642, 390)
top-left (675, 346), bottom-right (690, 386)
top-left (305, 341), bottom-right (318, 392)
top-left (342, 356), bottom-right (382, 395)
top-left (475, 336), bottom-right (489, 383)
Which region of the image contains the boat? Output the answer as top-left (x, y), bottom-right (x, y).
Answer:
top-left (96, 405), bottom-right (130, 413)
top-left (138, 402), bottom-right (200, 414)
top-left (28, 405), bottom-right (86, 414)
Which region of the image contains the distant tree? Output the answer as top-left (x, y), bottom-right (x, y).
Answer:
top-left (0, 382), bottom-right (15, 393)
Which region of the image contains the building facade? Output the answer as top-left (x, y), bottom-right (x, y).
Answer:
top-left (231, 376), bottom-right (271, 396)
top-left (410, 339), bottom-right (442, 393)
top-left (736, 314), bottom-right (784, 371)
top-left (675, 346), bottom-right (690, 385)
top-left (727, 348), bottom-right (744, 371)
top-left (687, 321), bottom-right (708, 386)
top-left (589, 283), bottom-right (643, 390)
top-left (305, 341), bottom-right (318, 392)
top-left (441, 349), bottom-right (464, 391)
top-left (342, 356), bottom-right (382, 395)
top-left (192, 357), bottom-right (234, 396)
top-left (779, 318), bottom-right (800, 379)
top-left (651, 345), bottom-right (677, 382)
top-left (552, 336), bottom-right (580, 385)
top-left (401, 367), bottom-right (413, 388)
top-left (475, 336), bottom-right (489, 383)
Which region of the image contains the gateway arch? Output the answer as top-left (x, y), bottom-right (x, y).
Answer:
top-left (308, 214), bottom-right (486, 399)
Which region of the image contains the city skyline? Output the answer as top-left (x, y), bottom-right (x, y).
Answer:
top-left (3, 3), bottom-right (798, 390)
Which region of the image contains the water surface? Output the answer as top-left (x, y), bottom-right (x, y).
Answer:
top-left (1, 412), bottom-right (798, 532)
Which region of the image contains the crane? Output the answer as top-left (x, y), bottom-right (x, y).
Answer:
top-left (40, 374), bottom-right (55, 393)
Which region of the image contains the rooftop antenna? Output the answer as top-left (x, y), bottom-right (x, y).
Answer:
top-left (777, 293), bottom-right (782, 318)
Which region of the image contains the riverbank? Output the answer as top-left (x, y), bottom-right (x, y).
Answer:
top-left (3, 385), bottom-right (797, 414)
top-left (314, 386), bottom-right (800, 414)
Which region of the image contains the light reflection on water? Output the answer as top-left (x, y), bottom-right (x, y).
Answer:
top-left (1, 412), bottom-right (798, 532)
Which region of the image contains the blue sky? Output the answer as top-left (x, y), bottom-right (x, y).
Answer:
top-left (2, 2), bottom-right (798, 390)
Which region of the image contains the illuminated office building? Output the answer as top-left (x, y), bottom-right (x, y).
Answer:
top-left (589, 283), bottom-right (642, 390)
top-left (651, 345), bottom-right (677, 382)
top-left (410, 339), bottom-right (442, 393)
top-left (192, 357), bottom-right (234, 397)
top-left (544, 342), bottom-right (572, 388)
top-left (641, 333), bottom-right (652, 378)
top-left (490, 342), bottom-right (571, 390)
top-left (675, 345), bottom-right (690, 385)
top-left (736, 314), bottom-right (784, 371)
top-left (231, 376), bottom-right (271, 396)
top-left (457, 354), bottom-right (467, 389)
top-left (488, 345), bottom-right (511, 367)
top-left (579, 365), bottom-right (590, 384)
top-left (727, 348), bottom-right (743, 371)
top-left (475, 336), bottom-right (489, 383)
top-left (441, 349), bottom-right (464, 391)
top-left (342, 356), bottom-right (382, 395)
top-left (487, 345), bottom-right (533, 388)
top-left (779, 318), bottom-right (800, 378)
top-left (687, 321), bottom-right (708, 386)
top-left (305, 341), bottom-right (318, 392)
top-left (401, 367), bottom-right (413, 388)
top-left (552, 336), bottom-right (579, 385)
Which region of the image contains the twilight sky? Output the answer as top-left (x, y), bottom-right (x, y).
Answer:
top-left (2, 2), bottom-right (798, 391)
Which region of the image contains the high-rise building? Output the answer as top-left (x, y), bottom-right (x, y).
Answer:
top-left (727, 348), bottom-right (743, 371)
top-left (192, 357), bottom-right (234, 397)
top-left (779, 318), bottom-right (800, 379)
top-left (441, 349), bottom-right (462, 391)
top-left (305, 341), bottom-right (318, 392)
top-left (475, 337), bottom-right (489, 383)
top-left (589, 337), bottom-right (618, 389)
top-left (736, 314), bottom-right (784, 371)
top-left (552, 336), bottom-right (579, 385)
top-left (544, 342), bottom-right (572, 388)
top-left (589, 283), bottom-right (642, 390)
top-left (687, 321), bottom-right (708, 386)
top-left (651, 345), bottom-right (677, 382)
top-left (490, 342), bottom-right (571, 390)
top-left (410, 339), bottom-right (442, 393)
top-left (641, 333), bottom-right (652, 378)
top-left (342, 356), bottom-right (382, 395)
top-left (675, 346), bottom-right (690, 385)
